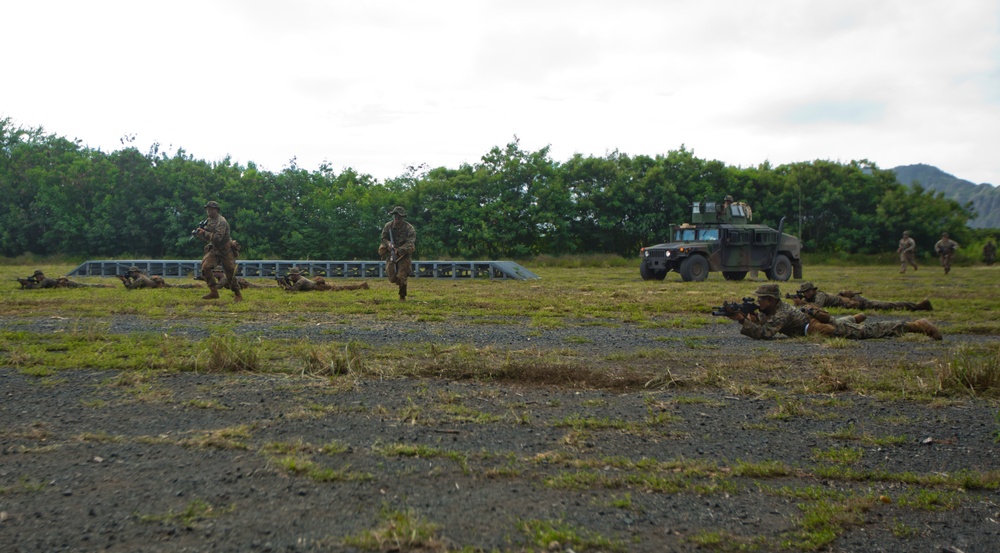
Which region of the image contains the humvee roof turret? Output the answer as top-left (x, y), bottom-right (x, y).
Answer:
top-left (639, 200), bottom-right (802, 282)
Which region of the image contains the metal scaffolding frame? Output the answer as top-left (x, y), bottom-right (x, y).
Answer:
top-left (67, 260), bottom-right (540, 281)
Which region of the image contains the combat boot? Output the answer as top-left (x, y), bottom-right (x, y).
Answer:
top-left (807, 322), bottom-right (837, 336)
top-left (913, 299), bottom-right (932, 311)
top-left (905, 319), bottom-right (942, 341)
top-left (399, 284), bottom-right (407, 302)
top-left (202, 286), bottom-right (220, 300)
top-left (233, 289), bottom-right (243, 302)
top-left (853, 313), bottom-right (867, 323)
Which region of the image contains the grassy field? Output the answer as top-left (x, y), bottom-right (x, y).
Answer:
top-left (2, 260), bottom-right (998, 396)
top-left (3, 259), bottom-right (998, 329)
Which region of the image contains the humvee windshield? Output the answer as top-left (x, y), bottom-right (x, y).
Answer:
top-left (673, 228), bottom-right (719, 241)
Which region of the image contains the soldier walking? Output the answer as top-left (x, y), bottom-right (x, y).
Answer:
top-left (984, 239), bottom-right (997, 266)
top-left (897, 231), bottom-right (918, 273)
top-left (193, 200), bottom-right (242, 302)
top-left (934, 232), bottom-right (959, 274)
top-left (379, 206), bottom-right (416, 301)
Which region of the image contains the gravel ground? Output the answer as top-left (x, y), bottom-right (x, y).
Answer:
top-left (2, 316), bottom-right (999, 552)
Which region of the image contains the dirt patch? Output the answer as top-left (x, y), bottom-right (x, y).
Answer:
top-left (2, 317), bottom-right (998, 552)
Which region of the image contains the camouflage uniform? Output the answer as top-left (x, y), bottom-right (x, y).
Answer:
top-left (794, 282), bottom-right (930, 312)
top-left (984, 240), bottom-right (996, 266)
top-left (278, 268), bottom-right (322, 291)
top-left (897, 232), bottom-right (917, 273)
top-left (122, 267), bottom-right (166, 289)
top-left (196, 201), bottom-right (241, 301)
top-left (830, 319), bottom-right (908, 339)
top-left (213, 266), bottom-right (252, 290)
top-left (379, 206), bottom-right (416, 301)
top-left (933, 233), bottom-right (959, 274)
top-left (22, 271), bottom-right (108, 289)
top-left (737, 284), bottom-right (941, 341)
top-left (739, 298), bottom-right (811, 339)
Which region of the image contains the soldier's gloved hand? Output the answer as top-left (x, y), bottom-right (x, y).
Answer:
top-left (726, 312), bottom-right (744, 323)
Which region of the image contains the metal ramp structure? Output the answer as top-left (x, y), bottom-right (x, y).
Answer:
top-left (68, 260), bottom-right (540, 281)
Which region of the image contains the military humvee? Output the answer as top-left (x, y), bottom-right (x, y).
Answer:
top-left (639, 200), bottom-right (802, 282)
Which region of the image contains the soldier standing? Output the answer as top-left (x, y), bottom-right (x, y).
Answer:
top-left (897, 231), bottom-right (918, 273)
top-left (193, 200), bottom-right (242, 302)
top-left (934, 232), bottom-right (959, 274)
top-left (379, 206), bottom-right (416, 301)
top-left (984, 239), bottom-right (997, 266)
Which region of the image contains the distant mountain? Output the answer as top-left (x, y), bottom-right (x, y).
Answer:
top-left (892, 164), bottom-right (1000, 229)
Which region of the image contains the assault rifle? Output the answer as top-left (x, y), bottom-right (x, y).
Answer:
top-left (388, 228), bottom-right (398, 265)
top-left (16, 276), bottom-right (38, 289)
top-left (189, 219), bottom-right (209, 241)
top-left (275, 274), bottom-right (292, 288)
top-left (784, 292), bottom-right (804, 300)
top-left (711, 297), bottom-right (760, 317)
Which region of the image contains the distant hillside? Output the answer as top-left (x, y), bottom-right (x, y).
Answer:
top-left (892, 164), bottom-right (1000, 229)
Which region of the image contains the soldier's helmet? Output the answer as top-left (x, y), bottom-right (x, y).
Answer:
top-left (128, 266), bottom-right (140, 272)
top-left (204, 201), bottom-right (221, 209)
top-left (33, 269), bottom-right (44, 277)
top-left (754, 283), bottom-right (781, 298)
top-left (288, 267), bottom-right (301, 275)
top-left (388, 206), bottom-right (407, 217)
top-left (941, 232), bottom-right (949, 238)
top-left (724, 195), bottom-right (734, 202)
top-left (902, 231), bottom-right (910, 236)
top-left (797, 282), bottom-right (817, 293)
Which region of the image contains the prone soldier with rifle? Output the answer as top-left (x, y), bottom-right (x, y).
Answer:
top-left (786, 282), bottom-right (931, 312)
top-left (16, 269), bottom-right (110, 289)
top-left (720, 284), bottom-right (941, 341)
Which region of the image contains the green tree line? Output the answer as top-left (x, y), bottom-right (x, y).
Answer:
top-left (0, 119), bottom-right (974, 260)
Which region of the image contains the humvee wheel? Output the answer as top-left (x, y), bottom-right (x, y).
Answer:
top-left (722, 271), bottom-right (748, 281)
top-left (679, 255), bottom-right (709, 282)
top-left (766, 254), bottom-right (792, 281)
top-left (639, 263), bottom-right (666, 281)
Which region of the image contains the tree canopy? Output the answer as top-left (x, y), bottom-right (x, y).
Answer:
top-left (0, 119), bottom-right (973, 260)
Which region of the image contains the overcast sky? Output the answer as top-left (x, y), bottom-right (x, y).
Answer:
top-left (5, 1), bottom-right (999, 185)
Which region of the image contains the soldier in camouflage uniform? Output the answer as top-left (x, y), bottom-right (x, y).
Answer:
top-left (21, 270), bottom-right (111, 289)
top-left (727, 284), bottom-right (941, 340)
top-left (277, 267), bottom-right (369, 292)
top-left (379, 206), bottom-right (416, 301)
top-left (120, 266), bottom-right (165, 289)
top-left (983, 239), bottom-right (996, 266)
top-left (120, 266), bottom-right (202, 290)
top-left (791, 282), bottom-right (931, 312)
top-left (212, 265), bottom-right (253, 290)
top-left (933, 232), bottom-right (959, 274)
top-left (193, 200), bottom-right (242, 302)
top-left (897, 230), bottom-right (918, 273)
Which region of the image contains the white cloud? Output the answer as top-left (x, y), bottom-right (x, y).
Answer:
top-left (3, 0), bottom-right (998, 185)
